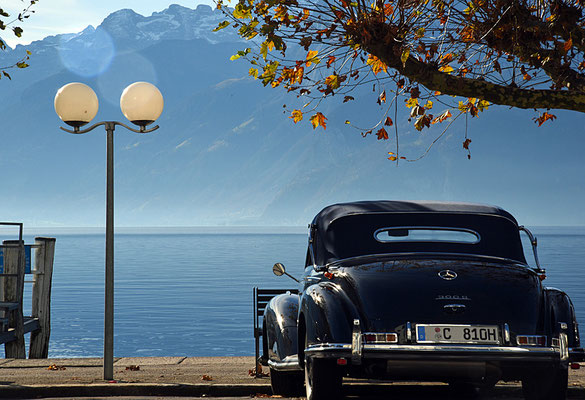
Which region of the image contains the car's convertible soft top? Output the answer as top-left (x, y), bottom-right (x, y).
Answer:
top-left (309, 200), bottom-right (527, 265)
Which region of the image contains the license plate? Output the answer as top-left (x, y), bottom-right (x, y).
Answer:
top-left (415, 324), bottom-right (499, 344)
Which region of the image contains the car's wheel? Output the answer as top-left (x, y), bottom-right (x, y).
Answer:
top-left (304, 356), bottom-right (342, 400)
top-left (270, 368), bottom-right (304, 397)
top-left (522, 366), bottom-right (568, 400)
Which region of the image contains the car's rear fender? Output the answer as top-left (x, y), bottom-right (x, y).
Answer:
top-left (545, 287), bottom-right (582, 351)
top-left (263, 293), bottom-right (300, 367)
top-left (299, 283), bottom-right (360, 349)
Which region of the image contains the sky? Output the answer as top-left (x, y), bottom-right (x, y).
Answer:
top-left (3, 0), bottom-right (215, 47)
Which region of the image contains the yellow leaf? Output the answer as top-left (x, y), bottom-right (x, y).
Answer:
top-left (249, 68), bottom-right (259, 79)
top-left (401, 48), bottom-right (410, 66)
top-left (233, 4), bottom-right (252, 19)
top-left (388, 156), bottom-right (397, 161)
top-left (458, 101), bottom-right (468, 113)
top-left (366, 55), bottom-right (387, 75)
top-left (405, 98), bottom-right (419, 108)
top-left (424, 100), bottom-right (433, 109)
top-left (477, 99), bottom-right (489, 112)
top-left (306, 50), bottom-right (320, 67)
top-left (438, 65), bottom-right (453, 73)
top-left (289, 109), bottom-right (303, 123)
top-left (310, 112), bottom-right (327, 130)
top-left (325, 74), bottom-right (340, 89)
top-left (260, 40), bottom-right (275, 60)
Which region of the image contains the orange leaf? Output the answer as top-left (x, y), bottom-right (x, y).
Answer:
top-left (378, 90), bottom-right (386, 104)
top-left (533, 112), bottom-right (557, 126)
top-left (463, 138), bottom-right (472, 150)
top-left (326, 56), bottom-right (336, 67)
top-left (310, 112), bottom-right (327, 129)
top-left (431, 110), bottom-right (452, 124)
top-left (384, 117), bottom-right (393, 126)
top-left (563, 37), bottom-right (573, 53)
top-left (388, 156), bottom-right (397, 161)
top-left (376, 128), bottom-right (389, 140)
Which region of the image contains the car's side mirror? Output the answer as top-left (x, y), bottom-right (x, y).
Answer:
top-left (273, 262), bottom-right (286, 276)
top-left (272, 262), bottom-right (299, 282)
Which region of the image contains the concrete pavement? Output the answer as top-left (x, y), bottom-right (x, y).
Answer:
top-left (0, 357), bottom-right (583, 399)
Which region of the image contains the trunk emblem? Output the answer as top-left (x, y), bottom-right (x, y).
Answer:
top-left (438, 270), bottom-right (458, 280)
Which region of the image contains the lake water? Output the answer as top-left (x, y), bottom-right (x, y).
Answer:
top-left (2, 227), bottom-right (585, 358)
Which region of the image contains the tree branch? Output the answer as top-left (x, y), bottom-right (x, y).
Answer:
top-left (366, 41), bottom-right (585, 113)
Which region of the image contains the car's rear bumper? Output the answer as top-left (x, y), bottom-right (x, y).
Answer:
top-left (268, 343), bottom-right (584, 372)
top-left (304, 342), bottom-right (572, 363)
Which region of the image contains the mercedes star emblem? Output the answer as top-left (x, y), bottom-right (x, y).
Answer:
top-left (438, 270), bottom-right (458, 280)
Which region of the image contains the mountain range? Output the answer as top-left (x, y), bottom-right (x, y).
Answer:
top-left (1, 4), bottom-right (584, 227)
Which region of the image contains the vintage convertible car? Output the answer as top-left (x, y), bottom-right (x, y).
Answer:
top-left (262, 200), bottom-right (584, 400)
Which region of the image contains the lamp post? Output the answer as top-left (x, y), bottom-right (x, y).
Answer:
top-left (54, 82), bottom-right (164, 380)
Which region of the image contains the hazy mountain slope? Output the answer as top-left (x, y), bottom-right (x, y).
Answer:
top-left (1, 4), bottom-right (584, 227)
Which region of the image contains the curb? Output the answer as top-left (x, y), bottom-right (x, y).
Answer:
top-left (0, 383), bottom-right (273, 399)
top-left (0, 382), bottom-right (583, 398)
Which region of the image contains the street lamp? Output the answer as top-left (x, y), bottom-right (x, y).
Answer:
top-left (54, 82), bottom-right (164, 380)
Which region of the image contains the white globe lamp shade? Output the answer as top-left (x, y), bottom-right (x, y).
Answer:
top-left (120, 82), bottom-right (164, 127)
top-left (54, 83), bottom-right (99, 128)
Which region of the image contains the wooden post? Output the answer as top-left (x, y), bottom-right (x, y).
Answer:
top-left (2, 240), bottom-right (25, 358)
top-left (29, 237), bottom-right (56, 359)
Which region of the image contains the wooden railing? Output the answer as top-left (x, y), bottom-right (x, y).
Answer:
top-left (0, 234), bottom-right (55, 358)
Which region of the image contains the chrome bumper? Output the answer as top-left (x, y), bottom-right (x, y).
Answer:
top-left (305, 342), bottom-right (566, 363)
top-left (267, 355), bottom-right (302, 371)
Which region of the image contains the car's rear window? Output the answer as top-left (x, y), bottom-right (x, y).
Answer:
top-left (374, 227), bottom-right (480, 244)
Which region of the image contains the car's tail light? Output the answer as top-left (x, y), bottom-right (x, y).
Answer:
top-left (362, 333), bottom-right (398, 344)
top-left (516, 335), bottom-right (546, 346)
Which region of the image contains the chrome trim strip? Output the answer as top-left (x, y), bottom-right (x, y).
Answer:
top-left (352, 319), bottom-right (362, 364)
top-left (406, 322), bottom-right (412, 343)
top-left (504, 323), bottom-right (511, 345)
top-left (267, 355), bottom-right (302, 371)
top-left (560, 333), bottom-right (569, 361)
top-left (519, 226), bottom-right (544, 273)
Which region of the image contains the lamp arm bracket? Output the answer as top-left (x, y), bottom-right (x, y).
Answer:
top-left (60, 121), bottom-right (160, 134)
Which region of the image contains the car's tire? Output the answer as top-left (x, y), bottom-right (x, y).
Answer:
top-left (522, 366), bottom-right (568, 400)
top-left (270, 368), bottom-right (304, 397)
top-left (304, 356), bottom-right (342, 400)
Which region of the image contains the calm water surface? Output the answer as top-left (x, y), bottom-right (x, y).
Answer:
top-left (4, 228), bottom-right (585, 358)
